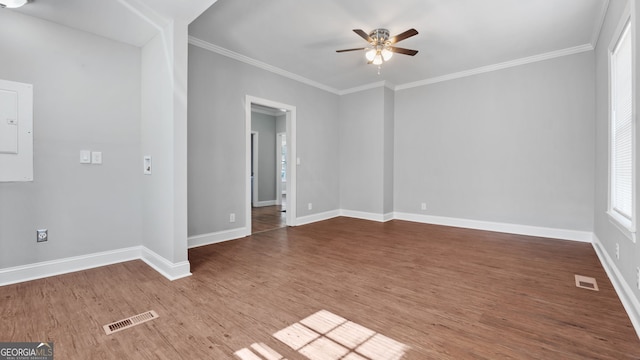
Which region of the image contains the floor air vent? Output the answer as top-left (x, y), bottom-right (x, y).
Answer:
top-left (575, 275), bottom-right (599, 291)
top-left (103, 310), bottom-right (159, 335)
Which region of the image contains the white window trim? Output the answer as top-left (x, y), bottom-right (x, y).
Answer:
top-left (607, 2), bottom-right (636, 243)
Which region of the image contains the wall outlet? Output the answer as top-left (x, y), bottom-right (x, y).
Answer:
top-left (615, 243), bottom-right (620, 260)
top-left (308, 203), bottom-right (312, 210)
top-left (421, 203), bottom-right (427, 210)
top-left (143, 155), bottom-right (152, 175)
top-left (637, 267), bottom-right (640, 290)
top-left (229, 213), bottom-right (235, 223)
top-left (36, 229), bottom-right (48, 243)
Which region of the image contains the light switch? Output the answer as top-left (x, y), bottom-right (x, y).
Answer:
top-left (91, 151), bottom-right (102, 164)
top-left (80, 150), bottom-right (91, 164)
top-left (296, 157), bottom-right (301, 165)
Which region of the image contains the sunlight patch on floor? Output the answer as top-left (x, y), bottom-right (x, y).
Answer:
top-left (234, 309), bottom-right (409, 360)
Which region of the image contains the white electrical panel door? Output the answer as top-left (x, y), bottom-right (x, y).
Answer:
top-left (0, 79), bottom-right (33, 182)
top-left (0, 89), bottom-right (18, 154)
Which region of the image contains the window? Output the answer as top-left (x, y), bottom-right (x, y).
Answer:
top-left (609, 14), bottom-right (635, 242)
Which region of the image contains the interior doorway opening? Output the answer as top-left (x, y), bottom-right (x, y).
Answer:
top-left (245, 96), bottom-right (296, 235)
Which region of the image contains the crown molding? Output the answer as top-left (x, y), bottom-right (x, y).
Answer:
top-left (190, 35), bottom-right (595, 95)
top-left (188, 36), bottom-right (341, 95)
top-left (395, 43), bottom-right (594, 91)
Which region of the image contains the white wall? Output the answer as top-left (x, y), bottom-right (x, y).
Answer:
top-left (593, 0), bottom-right (640, 325)
top-left (141, 31), bottom-right (176, 261)
top-left (0, 11), bottom-right (142, 268)
top-left (140, 20), bottom-right (191, 273)
top-left (187, 44), bottom-right (340, 236)
top-left (394, 51), bottom-right (595, 231)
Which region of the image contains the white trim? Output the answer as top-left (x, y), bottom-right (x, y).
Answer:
top-left (396, 44), bottom-right (594, 90)
top-left (607, 3), bottom-right (636, 244)
top-left (393, 212), bottom-right (593, 242)
top-left (592, 234), bottom-right (640, 339)
top-left (296, 210), bottom-right (341, 226)
top-left (246, 96), bottom-right (297, 230)
top-left (254, 200), bottom-right (277, 207)
top-left (188, 228), bottom-right (248, 249)
top-left (189, 36), bottom-right (340, 95)
top-left (191, 35), bottom-right (597, 95)
top-left (0, 246), bottom-right (191, 287)
top-left (252, 106), bottom-right (282, 116)
top-left (608, 211), bottom-right (637, 242)
top-left (140, 247), bottom-right (192, 281)
top-left (340, 210), bottom-right (394, 223)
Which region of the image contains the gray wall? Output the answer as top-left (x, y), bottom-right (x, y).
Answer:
top-left (383, 87), bottom-right (395, 214)
top-left (251, 111), bottom-right (277, 202)
top-left (276, 114), bottom-right (286, 133)
top-left (339, 87), bottom-right (385, 214)
top-left (594, 0), bottom-right (640, 308)
top-left (0, 11), bottom-right (142, 268)
top-left (339, 87), bottom-right (395, 216)
top-left (394, 51), bottom-right (595, 231)
top-left (187, 44), bottom-right (340, 236)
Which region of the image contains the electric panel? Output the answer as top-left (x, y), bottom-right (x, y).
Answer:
top-left (0, 89), bottom-right (18, 154)
top-left (0, 79), bottom-right (33, 182)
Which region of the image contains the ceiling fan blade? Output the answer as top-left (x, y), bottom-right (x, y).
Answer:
top-left (353, 29), bottom-right (372, 42)
top-left (389, 28), bottom-right (418, 44)
top-left (336, 47), bottom-right (367, 53)
top-left (389, 46), bottom-right (419, 56)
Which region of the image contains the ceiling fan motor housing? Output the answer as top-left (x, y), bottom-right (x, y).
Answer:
top-left (370, 29), bottom-right (391, 46)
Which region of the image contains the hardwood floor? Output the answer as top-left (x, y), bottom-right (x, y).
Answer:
top-left (1, 218), bottom-right (639, 359)
top-left (252, 205), bottom-right (286, 233)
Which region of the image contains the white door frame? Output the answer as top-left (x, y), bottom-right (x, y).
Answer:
top-left (245, 95), bottom-right (297, 235)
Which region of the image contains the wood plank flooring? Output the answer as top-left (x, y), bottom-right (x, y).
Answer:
top-left (252, 205), bottom-right (286, 234)
top-left (1, 217), bottom-right (639, 359)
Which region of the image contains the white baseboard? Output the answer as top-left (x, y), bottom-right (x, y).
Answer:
top-left (188, 227), bottom-right (248, 248)
top-left (340, 210), bottom-right (393, 223)
top-left (0, 246), bottom-right (191, 287)
top-left (253, 200), bottom-right (277, 207)
top-left (592, 234), bottom-right (640, 339)
top-left (393, 212), bottom-right (593, 242)
top-left (296, 210), bottom-right (340, 226)
top-left (140, 247), bottom-right (192, 281)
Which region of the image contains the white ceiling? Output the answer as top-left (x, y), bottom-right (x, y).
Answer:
top-left (13, 0), bottom-right (159, 47)
top-left (190, 0), bottom-right (608, 91)
top-left (10, 0), bottom-right (608, 92)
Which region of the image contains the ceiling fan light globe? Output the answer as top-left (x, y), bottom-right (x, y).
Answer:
top-left (365, 49), bottom-right (376, 61)
top-left (0, 0), bottom-right (27, 8)
top-left (381, 48), bottom-right (393, 61)
top-left (372, 53), bottom-right (383, 65)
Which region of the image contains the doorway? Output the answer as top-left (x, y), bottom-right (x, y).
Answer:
top-left (245, 96), bottom-right (296, 235)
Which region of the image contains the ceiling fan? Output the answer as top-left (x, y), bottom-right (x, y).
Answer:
top-left (336, 28), bottom-right (419, 66)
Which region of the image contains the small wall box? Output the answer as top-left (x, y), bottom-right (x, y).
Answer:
top-left (0, 79), bottom-right (33, 182)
